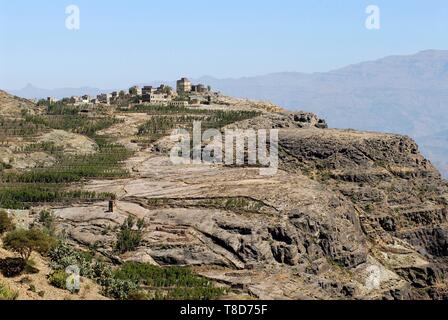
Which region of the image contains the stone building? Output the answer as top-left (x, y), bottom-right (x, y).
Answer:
top-left (97, 93), bottom-right (111, 105)
top-left (169, 100), bottom-right (189, 107)
top-left (47, 97), bottom-right (58, 104)
top-left (191, 84), bottom-right (209, 93)
top-left (81, 95), bottom-right (91, 103)
top-left (142, 93), bottom-right (171, 106)
top-left (176, 78), bottom-right (192, 94)
top-left (142, 86), bottom-right (154, 95)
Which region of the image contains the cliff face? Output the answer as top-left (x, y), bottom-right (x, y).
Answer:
top-left (48, 111), bottom-right (447, 300)
top-left (278, 128), bottom-right (448, 299)
top-left (2, 92), bottom-right (447, 300)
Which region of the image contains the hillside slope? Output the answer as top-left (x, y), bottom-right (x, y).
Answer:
top-left (1, 91), bottom-right (448, 300)
top-left (0, 90), bottom-right (42, 116)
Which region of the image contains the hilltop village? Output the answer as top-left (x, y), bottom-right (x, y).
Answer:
top-left (1, 81), bottom-right (448, 300)
top-left (41, 78), bottom-right (218, 111)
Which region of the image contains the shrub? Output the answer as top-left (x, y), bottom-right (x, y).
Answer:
top-left (113, 262), bottom-right (225, 300)
top-left (48, 270), bottom-right (68, 289)
top-left (0, 162), bottom-right (13, 171)
top-left (0, 210), bottom-right (14, 235)
top-left (100, 277), bottom-right (138, 300)
top-left (23, 114), bottom-right (122, 137)
top-left (115, 217), bottom-right (145, 254)
top-left (115, 262), bottom-right (211, 287)
top-left (0, 185), bottom-right (114, 210)
top-left (3, 229), bottom-right (56, 261)
top-left (0, 257), bottom-right (26, 277)
top-left (38, 210), bottom-right (55, 235)
top-left (0, 281), bottom-right (18, 300)
top-left (48, 242), bottom-right (93, 277)
top-left (364, 204), bottom-right (375, 214)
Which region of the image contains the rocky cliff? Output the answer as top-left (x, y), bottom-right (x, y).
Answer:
top-left (1, 93), bottom-right (448, 300)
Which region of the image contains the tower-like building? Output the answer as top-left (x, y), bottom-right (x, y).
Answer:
top-left (176, 77), bottom-right (192, 94)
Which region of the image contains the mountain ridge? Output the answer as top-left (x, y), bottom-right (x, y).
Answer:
top-left (7, 50), bottom-right (448, 176)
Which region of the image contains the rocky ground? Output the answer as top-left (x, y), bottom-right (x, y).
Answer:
top-left (1, 92), bottom-right (448, 300)
top-left (0, 240), bottom-right (106, 300)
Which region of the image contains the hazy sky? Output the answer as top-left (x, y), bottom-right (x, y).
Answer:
top-left (0, 0), bottom-right (447, 89)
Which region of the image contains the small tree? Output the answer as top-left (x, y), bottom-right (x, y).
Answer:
top-left (0, 210), bottom-right (14, 235)
top-left (161, 86), bottom-right (173, 95)
top-left (3, 229), bottom-right (55, 261)
top-left (38, 210), bottom-right (55, 235)
top-left (115, 217), bottom-right (145, 254)
top-left (129, 87), bottom-right (138, 96)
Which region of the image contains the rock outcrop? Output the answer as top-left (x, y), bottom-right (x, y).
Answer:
top-left (2, 91), bottom-right (448, 300)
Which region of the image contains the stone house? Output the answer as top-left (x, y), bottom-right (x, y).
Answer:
top-left (176, 77), bottom-right (192, 94)
top-left (169, 100), bottom-right (189, 107)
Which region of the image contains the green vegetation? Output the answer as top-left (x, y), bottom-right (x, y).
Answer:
top-left (115, 262), bottom-right (209, 287)
top-left (129, 87), bottom-right (138, 96)
top-left (0, 210), bottom-right (14, 235)
top-left (46, 102), bottom-right (83, 115)
top-left (135, 109), bottom-right (260, 145)
top-left (199, 197), bottom-right (264, 213)
top-left (3, 229), bottom-right (56, 261)
top-left (125, 103), bottom-right (259, 120)
top-left (204, 110), bottom-right (260, 129)
top-left (7, 139), bottom-right (131, 185)
top-left (48, 270), bottom-right (68, 289)
top-left (0, 162), bottom-right (13, 171)
top-left (48, 242), bottom-right (138, 299)
top-left (0, 112), bottom-right (129, 209)
top-left (115, 217), bottom-right (145, 254)
top-left (0, 117), bottom-right (47, 137)
top-left (0, 185), bottom-right (114, 210)
top-left (114, 262), bottom-right (225, 300)
top-left (48, 241), bottom-right (224, 300)
top-left (1, 100), bottom-right (249, 301)
top-left (0, 281), bottom-right (18, 300)
top-left (48, 242), bottom-right (94, 277)
top-left (364, 204), bottom-right (375, 214)
top-left (39, 210), bottom-right (56, 235)
top-left (22, 141), bottom-right (63, 154)
top-left (137, 115), bottom-right (203, 140)
top-left (23, 114), bottom-right (121, 137)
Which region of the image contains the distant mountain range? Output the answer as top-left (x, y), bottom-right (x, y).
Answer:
top-left (7, 50), bottom-right (448, 177)
top-left (9, 84), bottom-right (107, 100)
top-left (194, 50), bottom-right (448, 177)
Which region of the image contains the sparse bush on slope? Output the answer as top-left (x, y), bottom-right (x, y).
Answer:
top-left (0, 210), bottom-right (14, 235)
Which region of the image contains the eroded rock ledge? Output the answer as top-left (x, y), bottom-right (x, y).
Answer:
top-left (8, 107), bottom-right (448, 300)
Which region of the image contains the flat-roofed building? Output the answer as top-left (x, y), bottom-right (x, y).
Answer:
top-left (142, 86), bottom-right (154, 95)
top-left (176, 77), bottom-right (192, 94)
top-left (191, 84), bottom-right (209, 93)
top-left (97, 93), bottom-right (112, 105)
top-left (169, 100), bottom-right (189, 107)
top-left (142, 93), bottom-right (171, 106)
